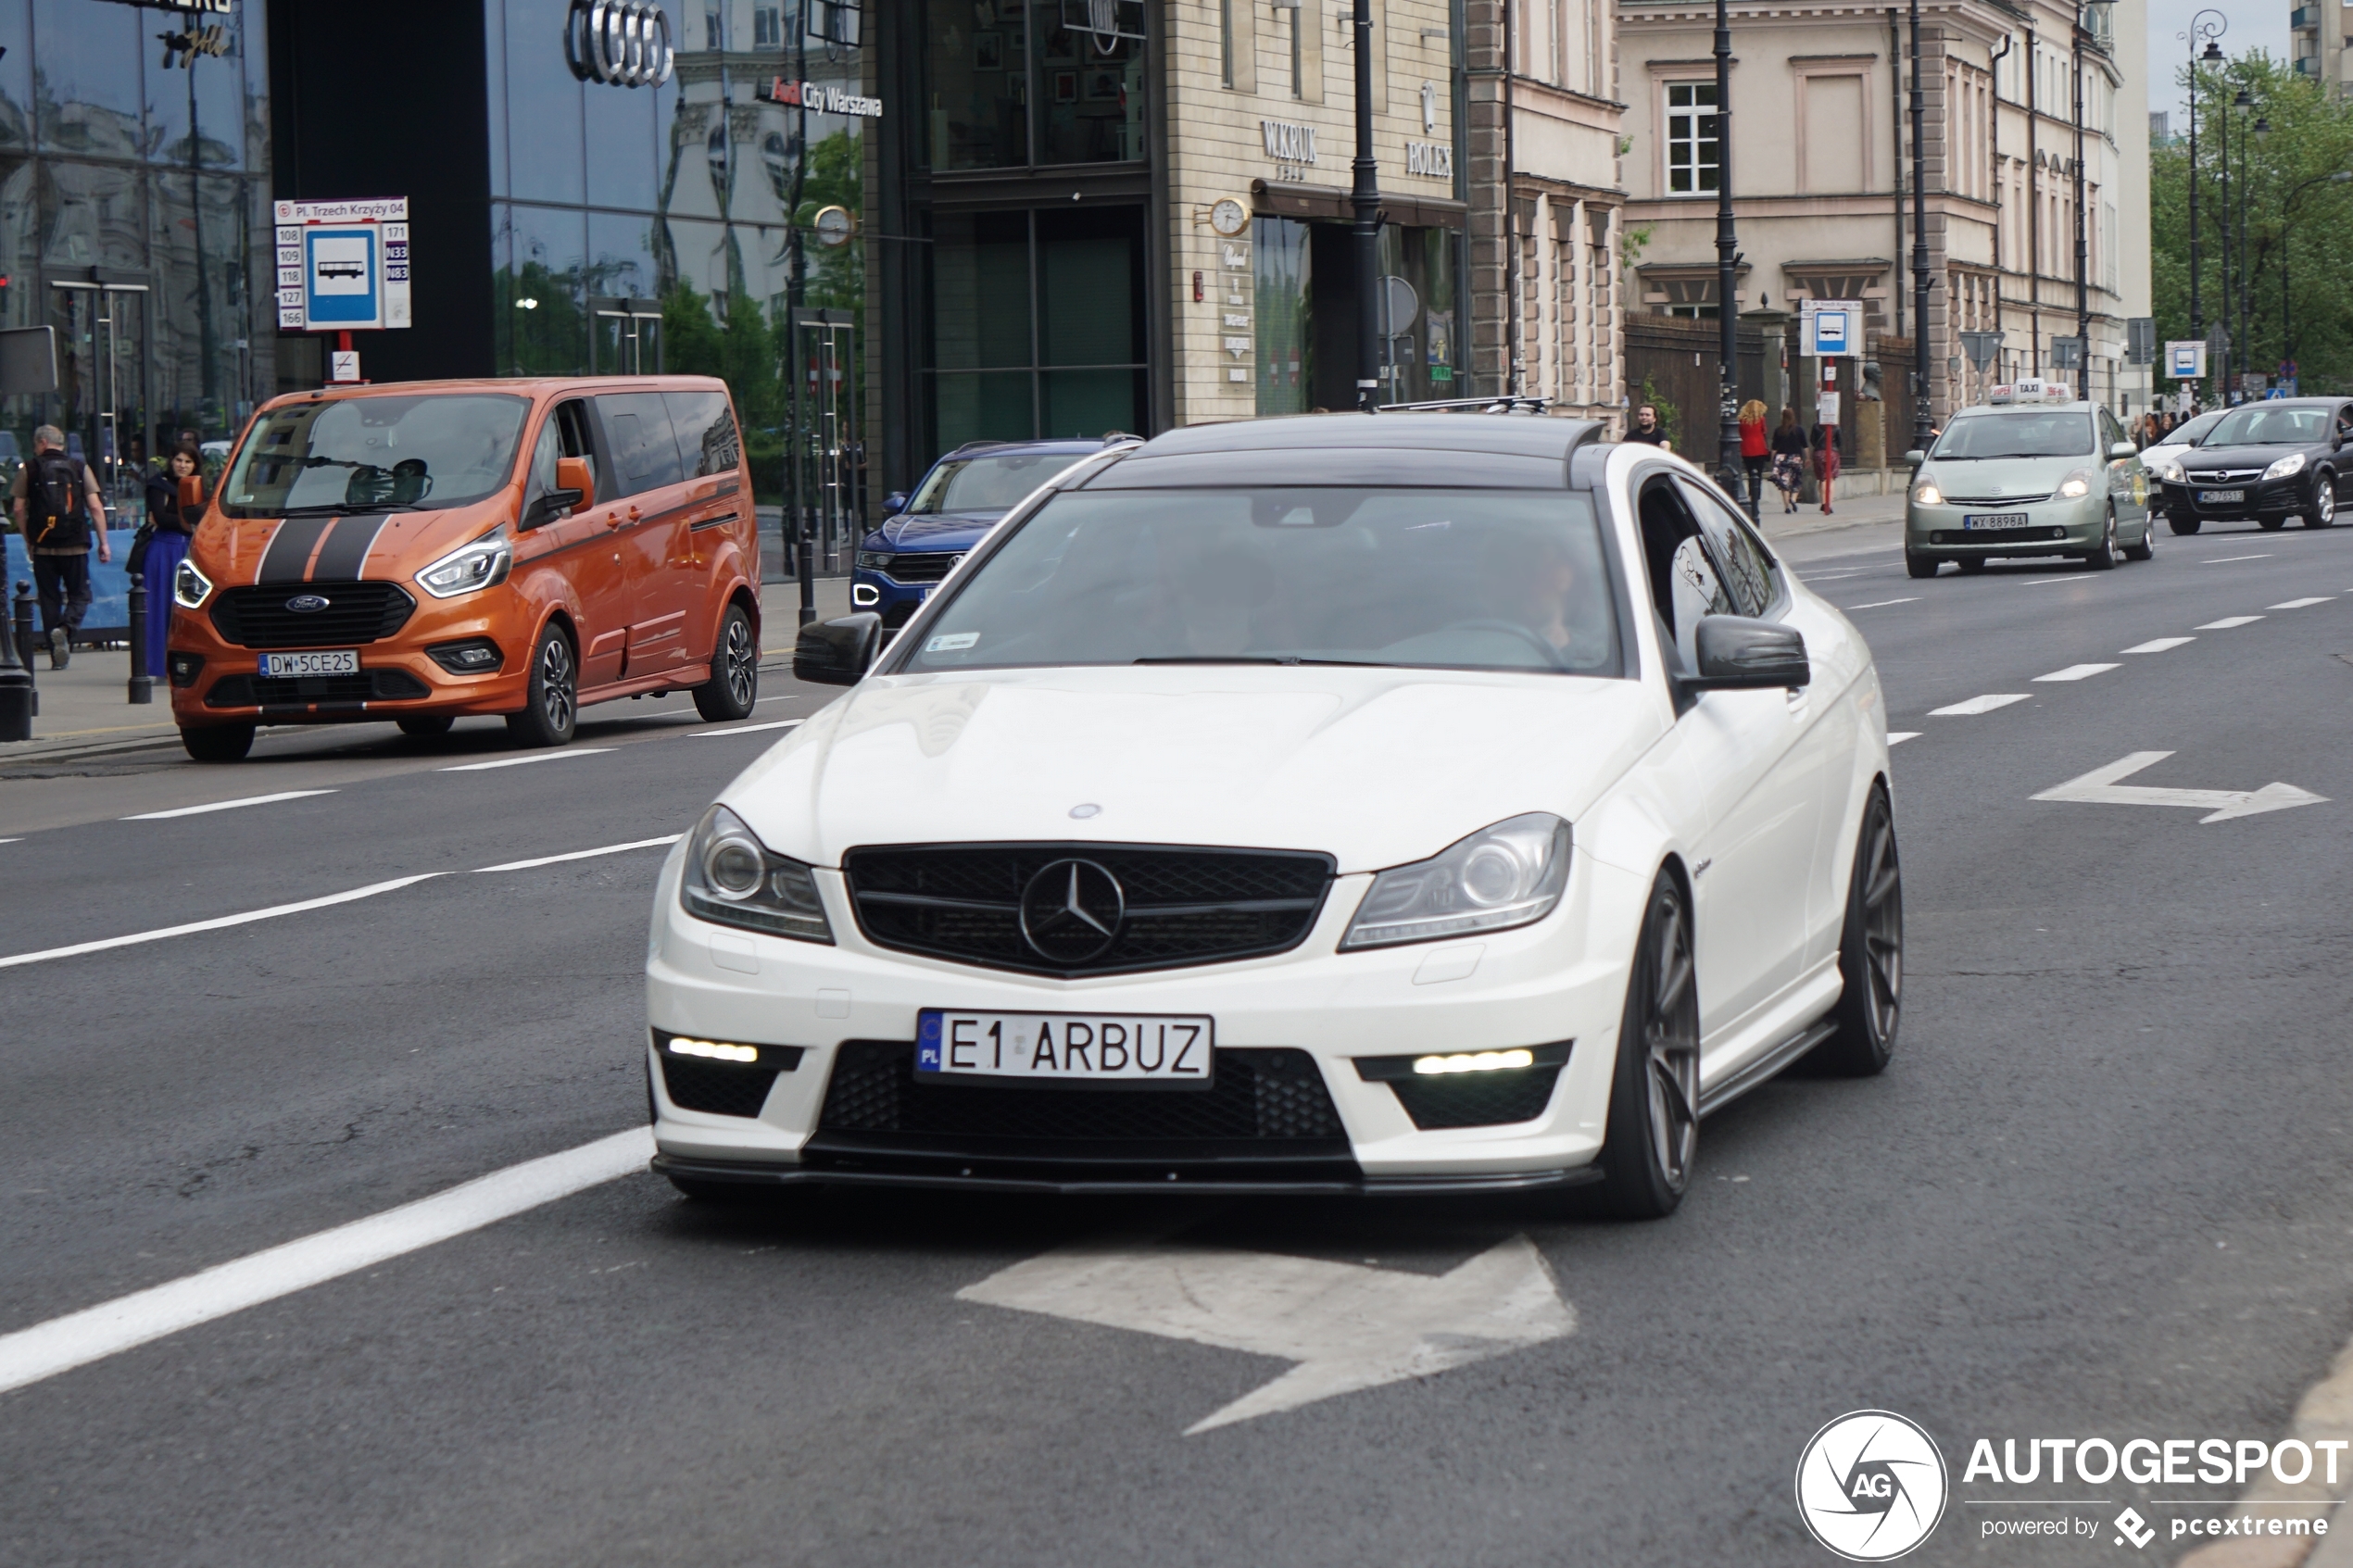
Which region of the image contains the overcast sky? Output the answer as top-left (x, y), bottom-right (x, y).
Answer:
top-left (2144, 0), bottom-right (2292, 126)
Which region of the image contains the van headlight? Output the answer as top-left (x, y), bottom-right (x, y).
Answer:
top-left (415, 528), bottom-right (513, 598)
top-left (2056, 468), bottom-right (2095, 499)
top-left (680, 804), bottom-right (833, 943)
top-left (172, 558), bottom-right (214, 609)
top-left (1340, 813), bottom-right (1571, 950)
top-left (2264, 451), bottom-right (2308, 481)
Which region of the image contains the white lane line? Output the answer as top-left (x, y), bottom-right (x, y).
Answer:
top-left (472, 835), bottom-right (682, 874)
top-left (0, 1128), bottom-right (653, 1397)
top-left (1844, 597), bottom-right (1920, 610)
top-left (2035, 663), bottom-right (2120, 683)
top-left (438, 748), bottom-right (614, 772)
top-left (0, 838), bottom-right (19, 846)
top-left (2196, 616), bottom-right (2265, 630)
top-left (1887, 732), bottom-right (1920, 746)
top-left (693, 719), bottom-right (803, 738)
top-left (2122, 637), bottom-right (2196, 654)
top-left (2021, 575), bottom-right (2092, 586)
top-left (1930, 694), bottom-right (2032, 716)
top-left (2270, 597), bottom-right (2334, 609)
top-left (0, 874), bottom-right (444, 971)
top-left (2201, 554), bottom-right (2272, 564)
top-left (122, 790), bottom-right (337, 822)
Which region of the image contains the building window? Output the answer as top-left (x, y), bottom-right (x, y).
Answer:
top-left (1666, 82), bottom-right (1719, 194)
top-left (1221, 0), bottom-right (1234, 88)
top-left (754, 5), bottom-right (782, 45)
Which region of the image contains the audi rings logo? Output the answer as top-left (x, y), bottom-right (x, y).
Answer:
top-left (565, 0), bottom-right (675, 88)
top-left (1018, 859), bottom-right (1126, 964)
top-left (1795, 1411), bottom-right (1949, 1561)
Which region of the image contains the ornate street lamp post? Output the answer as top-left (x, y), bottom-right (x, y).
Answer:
top-left (1352, 0), bottom-right (1381, 410)
top-left (1907, 0), bottom-right (1931, 456)
top-left (1714, 0), bottom-right (1749, 516)
top-left (2183, 13), bottom-right (2225, 407)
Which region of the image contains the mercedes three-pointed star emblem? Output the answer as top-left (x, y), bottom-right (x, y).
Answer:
top-left (1018, 859), bottom-right (1126, 964)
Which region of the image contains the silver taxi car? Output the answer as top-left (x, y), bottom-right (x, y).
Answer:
top-left (1904, 388), bottom-right (2154, 577)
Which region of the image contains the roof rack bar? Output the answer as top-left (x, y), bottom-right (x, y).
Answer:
top-left (1375, 395), bottom-right (1558, 415)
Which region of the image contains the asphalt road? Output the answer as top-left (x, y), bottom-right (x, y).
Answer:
top-left (6, 514), bottom-right (2353, 1566)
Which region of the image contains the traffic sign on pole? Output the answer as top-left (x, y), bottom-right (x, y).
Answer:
top-left (274, 198), bottom-right (410, 332)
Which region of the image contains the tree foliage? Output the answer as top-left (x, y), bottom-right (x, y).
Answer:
top-left (2152, 53), bottom-right (2353, 396)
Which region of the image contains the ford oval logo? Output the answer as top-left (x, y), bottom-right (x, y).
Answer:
top-left (285, 594), bottom-right (330, 614)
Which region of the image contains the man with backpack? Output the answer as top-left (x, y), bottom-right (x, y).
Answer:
top-left (9, 425), bottom-right (109, 670)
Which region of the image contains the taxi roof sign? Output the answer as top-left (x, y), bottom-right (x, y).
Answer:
top-left (1985, 378), bottom-right (2072, 407)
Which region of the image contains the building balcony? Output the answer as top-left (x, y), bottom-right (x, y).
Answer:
top-left (2290, 4), bottom-right (2318, 30)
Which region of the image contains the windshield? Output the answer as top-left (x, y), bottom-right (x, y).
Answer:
top-left (2158, 410), bottom-right (2226, 447)
top-left (896, 487), bottom-right (1624, 678)
top-left (2204, 406), bottom-right (2328, 447)
top-left (222, 394), bottom-right (530, 518)
top-left (1929, 411), bottom-right (2095, 460)
top-left (908, 451), bottom-right (1091, 515)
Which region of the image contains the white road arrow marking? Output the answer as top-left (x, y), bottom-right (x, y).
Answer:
top-left (2032, 751), bottom-right (2328, 824)
top-left (959, 1234), bottom-right (1574, 1434)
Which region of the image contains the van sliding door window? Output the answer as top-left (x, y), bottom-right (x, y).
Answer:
top-left (595, 393), bottom-right (686, 497)
top-left (662, 391), bottom-right (741, 478)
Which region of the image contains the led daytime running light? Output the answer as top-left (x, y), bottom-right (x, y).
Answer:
top-left (665, 1037), bottom-right (760, 1063)
top-left (1413, 1048), bottom-right (1536, 1075)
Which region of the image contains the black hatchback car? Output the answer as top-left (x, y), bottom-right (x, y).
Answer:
top-left (2150, 397), bottom-right (2353, 533)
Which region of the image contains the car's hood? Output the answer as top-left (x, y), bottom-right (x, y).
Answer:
top-left (1919, 453), bottom-right (2095, 497)
top-left (2181, 444), bottom-right (2309, 471)
top-left (874, 510), bottom-right (1004, 551)
top-left (192, 499), bottom-right (505, 587)
top-left (725, 667), bottom-right (1666, 873)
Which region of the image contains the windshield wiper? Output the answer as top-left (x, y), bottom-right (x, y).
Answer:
top-left (1133, 656), bottom-right (1401, 668)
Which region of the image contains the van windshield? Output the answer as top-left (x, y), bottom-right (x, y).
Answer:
top-left (221, 394), bottom-right (531, 517)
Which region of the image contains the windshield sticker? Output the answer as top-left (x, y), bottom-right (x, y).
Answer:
top-left (925, 632), bottom-right (981, 652)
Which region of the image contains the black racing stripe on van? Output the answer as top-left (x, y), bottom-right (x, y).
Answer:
top-left (257, 517), bottom-right (333, 583)
top-left (308, 514), bottom-right (390, 581)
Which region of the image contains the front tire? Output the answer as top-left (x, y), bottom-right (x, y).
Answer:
top-left (1957, 557), bottom-right (1988, 574)
top-left (2259, 514), bottom-right (2289, 531)
top-left (2168, 513), bottom-right (2202, 535)
top-left (2304, 479), bottom-right (2336, 528)
top-left (2083, 508), bottom-right (2119, 570)
top-left (1595, 872), bottom-right (1702, 1220)
top-left (1905, 552), bottom-right (1940, 580)
top-left (1806, 786), bottom-right (1903, 1076)
top-left (2122, 512), bottom-right (2157, 561)
top-left (505, 622), bottom-right (578, 747)
top-left (396, 714), bottom-right (455, 739)
top-left (180, 723), bottom-right (254, 762)
top-left (692, 603), bottom-right (759, 722)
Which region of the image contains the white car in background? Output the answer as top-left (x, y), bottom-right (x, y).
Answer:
top-left (644, 415), bottom-right (1902, 1220)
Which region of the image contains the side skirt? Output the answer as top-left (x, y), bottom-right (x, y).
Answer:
top-left (1697, 1017), bottom-right (1837, 1117)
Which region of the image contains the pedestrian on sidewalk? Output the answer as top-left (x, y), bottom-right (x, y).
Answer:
top-left (1769, 408), bottom-right (1808, 513)
top-left (137, 445), bottom-right (201, 679)
top-left (1810, 418), bottom-right (1842, 515)
top-left (1738, 400), bottom-right (1769, 503)
top-left (10, 425), bottom-right (108, 670)
top-left (1626, 404), bottom-right (1670, 449)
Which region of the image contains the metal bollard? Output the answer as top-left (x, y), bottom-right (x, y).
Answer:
top-left (11, 580), bottom-right (34, 715)
top-left (126, 573), bottom-right (153, 704)
top-left (0, 576), bottom-right (30, 741)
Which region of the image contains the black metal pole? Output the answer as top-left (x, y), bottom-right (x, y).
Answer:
top-left (2070, 29), bottom-right (2088, 379)
top-left (791, 25), bottom-right (816, 625)
top-left (1714, 0), bottom-right (1748, 517)
top-left (2237, 114), bottom-right (2251, 390)
top-left (1908, 0), bottom-right (1932, 454)
top-left (0, 568), bottom-right (30, 741)
top-left (12, 579), bottom-right (36, 704)
top-left (1352, 0), bottom-right (1381, 411)
top-left (2218, 99), bottom-right (2231, 398)
top-left (126, 574), bottom-right (152, 705)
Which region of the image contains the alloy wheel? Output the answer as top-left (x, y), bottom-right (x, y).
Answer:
top-left (2318, 483), bottom-right (2336, 526)
top-left (723, 615), bottom-right (756, 708)
top-left (1857, 806), bottom-right (1903, 1043)
top-left (1642, 886), bottom-right (1701, 1194)
top-left (540, 635), bottom-right (576, 733)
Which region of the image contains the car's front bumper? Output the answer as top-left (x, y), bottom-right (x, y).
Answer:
top-left (643, 840), bottom-right (1649, 1191)
top-left (849, 570), bottom-right (939, 632)
top-left (1905, 492), bottom-right (2108, 557)
top-left (2159, 477), bottom-right (2304, 520)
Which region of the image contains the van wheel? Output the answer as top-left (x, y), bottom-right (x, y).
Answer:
top-left (505, 623), bottom-right (578, 747)
top-left (693, 604), bottom-right (759, 722)
top-left (396, 715), bottom-right (455, 739)
top-left (180, 723), bottom-right (254, 762)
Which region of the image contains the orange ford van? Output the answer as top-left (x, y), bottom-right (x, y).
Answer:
top-left (166, 377), bottom-right (760, 761)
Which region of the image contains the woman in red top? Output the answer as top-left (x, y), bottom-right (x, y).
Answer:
top-left (1738, 400), bottom-right (1768, 506)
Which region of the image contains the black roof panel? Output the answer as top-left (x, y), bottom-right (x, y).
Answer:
top-left (1086, 413), bottom-right (1604, 489)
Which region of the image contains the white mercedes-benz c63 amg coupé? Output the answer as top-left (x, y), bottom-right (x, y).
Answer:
top-left (644, 412), bottom-right (1901, 1219)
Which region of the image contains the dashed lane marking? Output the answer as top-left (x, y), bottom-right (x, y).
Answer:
top-left (2201, 554), bottom-right (2272, 564)
top-left (2196, 616), bottom-right (2265, 630)
top-left (693, 720), bottom-right (804, 738)
top-left (1844, 598), bottom-right (1920, 609)
top-left (439, 748), bottom-right (615, 772)
top-left (2270, 597), bottom-right (2334, 609)
top-left (122, 790), bottom-right (337, 822)
top-left (2035, 663), bottom-right (2120, 683)
top-left (2122, 637), bottom-right (2196, 654)
top-left (0, 837), bottom-right (681, 969)
top-left (1887, 733), bottom-right (1920, 746)
top-left (0, 1128), bottom-right (654, 1397)
top-left (1929, 694), bottom-right (2032, 716)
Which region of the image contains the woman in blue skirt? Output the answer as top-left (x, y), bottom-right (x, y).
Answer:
top-left (140, 445), bottom-right (200, 678)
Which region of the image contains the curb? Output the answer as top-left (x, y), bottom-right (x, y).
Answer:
top-left (2179, 1331), bottom-right (2353, 1567)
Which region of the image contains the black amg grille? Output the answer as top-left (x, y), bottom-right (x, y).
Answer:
top-left (661, 1057), bottom-right (780, 1118)
top-left (844, 843), bottom-right (1334, 976)
top-left (1389, 1064), bottom-right (1567, 1129)
top-left (205, 668), bottom-right (433, 708)
top-left (877, 552), bottom-right (961, 583)
top-left (210, 581), bottom-right (416, 648)
top-left (813, 1040), bottom-right (1345, 1155)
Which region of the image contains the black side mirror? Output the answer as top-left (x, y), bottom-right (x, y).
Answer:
top-left (521, 488), bottom-right (583, 529)
top-left (882, 491), bottom-right (908, 517)
top-left (794, 612), bottom-right (883, 686)
top-left (1688, 615), bottom-right (1810, 691)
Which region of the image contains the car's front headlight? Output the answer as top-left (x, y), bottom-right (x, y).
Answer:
top-left (2154, 459), bottom-right (2185, 483)
top-left (1913, 482), bottom-right (1944, 506)
top-left (2264, 451), bottom-right (2308, 481)
top-left (2056, 467), bottom-right (2096, 499)
top-left (680, 804), bottom-right (833, 943)
top-left (855, 550), bottom-right (894, 571)
top-left (1340, 813), bottom-right (1571, 951)
top-left (415, 528), bottom-right (513, 599)
top-left (172, 558), bottom-right (214, 609)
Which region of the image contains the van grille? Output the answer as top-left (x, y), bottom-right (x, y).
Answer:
top-left (210, 581), bottom-right (416, 648)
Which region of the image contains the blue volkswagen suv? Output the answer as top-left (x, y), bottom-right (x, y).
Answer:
top-left (855, 436), bottom-right (1133, 633)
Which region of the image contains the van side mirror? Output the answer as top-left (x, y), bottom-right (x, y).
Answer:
top-left (1687, 615), bottom-right (1810, 692)
top-left (2108, 442), bottom-right (2137, 460)
top-left (556, 456), bottom-right (595, 508)
top-left (882, 491), bottom-right (908, 517)
top-left (794, 612), bottom-right (883, 686)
